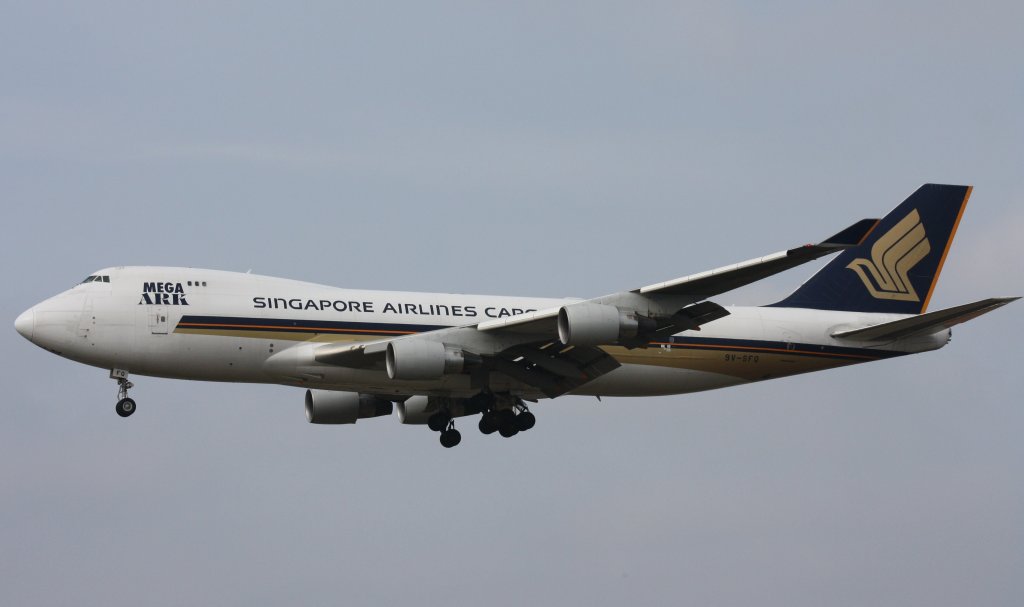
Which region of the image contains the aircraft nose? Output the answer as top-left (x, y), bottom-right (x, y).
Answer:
top-left (15, 308), bottom-right (35, 341)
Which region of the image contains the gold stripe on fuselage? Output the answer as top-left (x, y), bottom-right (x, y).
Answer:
top-left (606, 344), bottom-right (858, 381)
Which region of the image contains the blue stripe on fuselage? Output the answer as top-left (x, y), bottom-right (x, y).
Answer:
top-left (175, 315), bottom-right (899, 362)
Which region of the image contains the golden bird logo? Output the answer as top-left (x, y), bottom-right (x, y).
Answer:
top-left (847, 209), bottom-right (930, 301)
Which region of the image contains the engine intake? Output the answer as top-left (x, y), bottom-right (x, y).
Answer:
top-left (386, 340), bottom-right (472, 380)
top-left (395, 395), bottom-right (433, 424)
top-left (305, 390), bottom-right (393, 424)
top-left (557, 303), bottom-right (646, 346)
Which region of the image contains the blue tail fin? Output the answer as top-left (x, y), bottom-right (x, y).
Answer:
top-left (770, 184), bottom-right (971, 314)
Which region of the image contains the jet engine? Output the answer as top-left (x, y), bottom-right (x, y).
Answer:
top-left (557, 303), bottom-right (652, 346)
top-left (304, 390), bottom-right (393, 424)
top-left (385, 340), bottom-right (474, 380)
top-left (395, 395), bottom-right (433, 424)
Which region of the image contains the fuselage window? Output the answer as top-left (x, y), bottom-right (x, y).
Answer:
top-left (188, 281), bottom-right (192, 286)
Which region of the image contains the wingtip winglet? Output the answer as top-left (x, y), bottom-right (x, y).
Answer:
top-left (820, 218), bottom-right (881, 248)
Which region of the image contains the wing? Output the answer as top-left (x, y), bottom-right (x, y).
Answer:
top-left (635, 218), bottom-right (880, 297)
top-left (474, 217), bottom-right (878, 336)
top-left (310, 330), bottom-right (625, 398)
top-left (315, 339), bottom-right (389, 367)
top-left (307, 217), bottom-right (878, 397)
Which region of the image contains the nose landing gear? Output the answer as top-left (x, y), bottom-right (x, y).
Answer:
top-left (111, 369), bottom-right (136, 418)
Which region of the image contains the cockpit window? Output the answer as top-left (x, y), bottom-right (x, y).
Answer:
top-left (80, 275), bottom-right (111, 284)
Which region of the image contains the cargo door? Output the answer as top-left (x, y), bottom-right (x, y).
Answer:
top-left (149, 306), bottom-right (169, 335)
top-left (77, 297), bottom-right (95, 339)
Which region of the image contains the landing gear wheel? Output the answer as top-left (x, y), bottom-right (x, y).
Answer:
top-left (115, 397), bottom-right (136, 418)
top-left (495, 409), bottom-right (519, 437)
top-left (440, 428), bottom-right (462, 448)
top-left (498, 425), bottom-right (519, 438)
top-left (478, 412), bottom-right (498, 435)
top-left (498, 421), bottom-right (519, 438)
top-left (516, 411), bottom-right (536, 431)
top-left (112, 371), bottom-right (136, 418)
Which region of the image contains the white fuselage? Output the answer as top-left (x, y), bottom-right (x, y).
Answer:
top-left (16, 267), bottom-right (949, 400)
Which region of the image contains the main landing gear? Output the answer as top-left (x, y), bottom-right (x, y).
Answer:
top-left (111, 369), bottom-right (136, 418)
top-left (424, 396), bottom-right (536, 448)
top-left (439, 421), bottom-right (462, 449)
top-left (427, 411), bottom-right (462, 449)
top-left (478, 401), bottom-right (535, 438)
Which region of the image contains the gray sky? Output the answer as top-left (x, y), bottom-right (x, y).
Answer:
top-left (2, 2), bottom-right (1022, 605)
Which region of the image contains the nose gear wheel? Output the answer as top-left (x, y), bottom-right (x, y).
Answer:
top-left (113, 372), bottom-right (136, 417)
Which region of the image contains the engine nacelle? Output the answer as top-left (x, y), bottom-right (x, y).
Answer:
top-left (557, 303), bottom-right (640, 346)
top-left (395, 395), bottom-right (434, 424)
top-left (386, 340), bottom-right (469, 380)
top-left (304, 390), bottom-right (393, 424)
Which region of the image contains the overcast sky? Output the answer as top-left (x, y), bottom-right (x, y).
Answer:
top-left (2, 2), bottom-right (1022, 606)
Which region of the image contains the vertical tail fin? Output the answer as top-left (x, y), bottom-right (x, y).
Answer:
top-left (770, 184), bottom-right (972, 314)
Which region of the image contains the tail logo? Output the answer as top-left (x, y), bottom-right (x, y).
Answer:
top-left (846, 209), bottom-right (931, 302)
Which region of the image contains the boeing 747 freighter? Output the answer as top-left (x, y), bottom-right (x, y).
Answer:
top-left (14, 185), bottom-right (1016, 447)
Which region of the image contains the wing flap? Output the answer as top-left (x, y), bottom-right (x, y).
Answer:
top-left (489, 343), bottom-right (621, 398)
top-left (659, 300), bottom-right (731, 333)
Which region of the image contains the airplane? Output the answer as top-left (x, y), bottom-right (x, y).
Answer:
top-left (13, 184), bottom-right (1017, 447)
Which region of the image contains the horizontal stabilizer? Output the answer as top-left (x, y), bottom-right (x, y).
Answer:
top-left (831, 297), bottom-right (1019, 341)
